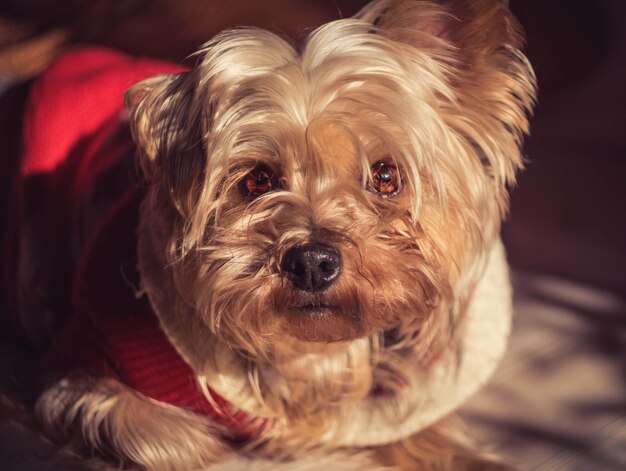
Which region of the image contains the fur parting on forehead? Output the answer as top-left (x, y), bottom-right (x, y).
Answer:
top-left (192, 20), bottom-right (459, 212)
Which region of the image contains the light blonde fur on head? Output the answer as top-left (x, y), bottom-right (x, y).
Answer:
top-left (36, 1), bottom-right (535, 469)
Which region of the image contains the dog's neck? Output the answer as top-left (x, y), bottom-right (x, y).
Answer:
top-left (255, 337), bottom-right (375, 415)
top-left (137, 201), bottom-right (512, 446)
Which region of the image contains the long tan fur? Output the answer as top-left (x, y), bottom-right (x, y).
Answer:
top-left (36, 1), bottom-right (536, 469)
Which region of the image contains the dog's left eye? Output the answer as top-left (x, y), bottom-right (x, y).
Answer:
top-left (369, 161), bottom-right (401, 196)
top-left (243, 166), bottom-right (275, 197)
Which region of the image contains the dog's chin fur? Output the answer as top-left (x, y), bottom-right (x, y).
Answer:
top-left (35, 0), bottom-right (535, 469)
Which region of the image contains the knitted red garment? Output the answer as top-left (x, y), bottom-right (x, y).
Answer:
top-left (25, 48), bottom-right (259, 438)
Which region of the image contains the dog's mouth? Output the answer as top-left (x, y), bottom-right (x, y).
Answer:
top-left (295, 303), bottom-right (342, 316)
top-left (279, 295), bottom-right (365, 342)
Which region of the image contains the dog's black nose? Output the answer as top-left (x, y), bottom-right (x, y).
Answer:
top-left (281, 244), bottom-right (342, 292)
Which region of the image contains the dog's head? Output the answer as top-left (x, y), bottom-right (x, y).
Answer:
top-left (128, 0), bottom-right (535, 372)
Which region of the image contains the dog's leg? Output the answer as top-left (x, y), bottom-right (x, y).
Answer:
top-left (374, 414), bottom-right (514, 471)
top-left (35, 375), bottom-right (229, 471)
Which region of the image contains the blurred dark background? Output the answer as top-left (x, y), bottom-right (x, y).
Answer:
top-left (0, 1), bottom-right (624, 469)
top-left (506, 1), bottom-right (626, 296)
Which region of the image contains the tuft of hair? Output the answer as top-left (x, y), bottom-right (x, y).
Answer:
top-left (376, 414), bottom-right (517, 470)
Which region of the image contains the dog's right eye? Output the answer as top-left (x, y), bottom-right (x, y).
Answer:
top-left (242, 166), bottom-right (275, 198)
top-left (369, 161), bottom-right (401, 197)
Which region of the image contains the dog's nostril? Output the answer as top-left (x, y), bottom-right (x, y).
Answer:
top-left (281, 244), bottom-right (342, 292)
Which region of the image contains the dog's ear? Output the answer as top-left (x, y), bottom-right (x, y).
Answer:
top-left (125, 71), bottom-right (206, 207)
top-left (358, 0), bottom-right (537, 187)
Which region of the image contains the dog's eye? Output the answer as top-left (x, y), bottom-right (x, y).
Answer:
top-left (369, 161), bottom-right (401, 196)
top-left (243, 166), bottom-right (275, 197)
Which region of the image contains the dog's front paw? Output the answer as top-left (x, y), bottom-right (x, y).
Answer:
top-left (36, 375), bottom-right (229, 470)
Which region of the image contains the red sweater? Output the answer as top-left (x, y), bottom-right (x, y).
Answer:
top-left (20, 48), bottom-right (259, 438)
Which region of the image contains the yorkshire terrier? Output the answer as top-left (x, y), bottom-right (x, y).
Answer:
top-left (28, 0), bottom-right (536, 469)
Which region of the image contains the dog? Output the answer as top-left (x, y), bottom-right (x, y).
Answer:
top-left (19, 0), bottom-right (536, 469)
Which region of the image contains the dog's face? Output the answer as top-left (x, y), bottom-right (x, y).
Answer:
top-left (128, 0), bottom-right (535, 361)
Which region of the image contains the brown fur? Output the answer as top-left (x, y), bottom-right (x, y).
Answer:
top-left (35, 1), bottom-right (535, 469)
